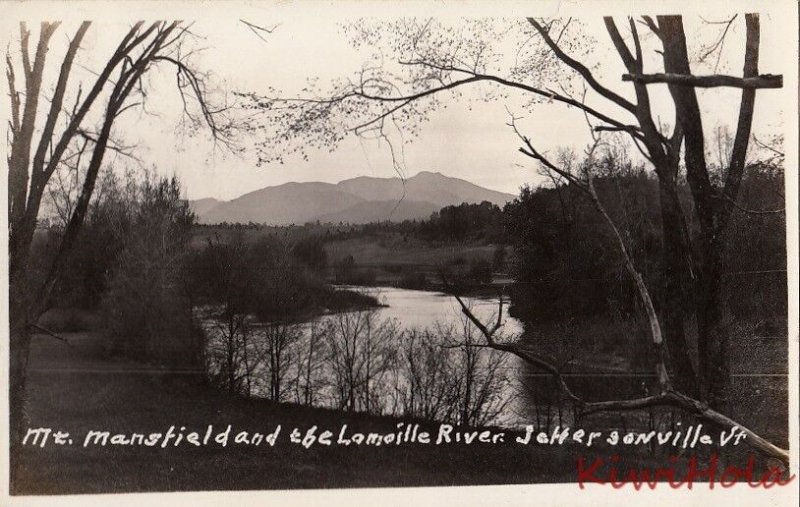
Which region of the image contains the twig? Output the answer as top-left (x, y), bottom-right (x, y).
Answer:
top-left (698, 15), bottom-right (737, 72)
top-left (239, 19), bottom-right (280, 43)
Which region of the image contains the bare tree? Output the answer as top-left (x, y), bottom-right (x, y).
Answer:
top-left (326, 310), bottom-right (398, 413)
top-left (207, 311), bottom-right (253, 395)
top-left (258, 322), bottom-right (303, 402)
top-left (293, 320), bottom-right (330, 406)
top-left (6, 21), bottom-right (232, 439)
top-left (396, 327), bottom-right (461, 422)
top-left (441, 317), bottom-right (512, 427)
top-left (196, 232), bottom-right (259, 394)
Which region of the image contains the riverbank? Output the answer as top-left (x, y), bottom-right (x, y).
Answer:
top-left (292, 286), bottom-right (386, 320)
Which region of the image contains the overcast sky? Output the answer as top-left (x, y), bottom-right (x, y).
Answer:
top-left (1, 1), bottom-right (794, 200)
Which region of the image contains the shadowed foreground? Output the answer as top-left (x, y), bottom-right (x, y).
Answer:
top-left (13, 332), bottom-right (570, 494)
top-left (12, 332), bottom-right (784, 495)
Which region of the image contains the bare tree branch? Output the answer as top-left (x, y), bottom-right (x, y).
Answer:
top-left (603, 16), bottom-right (673, 164)
top-left (31, 22), bottom-right (91, 197)
top-left (698, 14), bottom-right (737, 72)
top-left (283, 65), bottom-right (646, 143)
top-left (752, 135), bottom-right (784, 159)
top-left (240, 19), bottom-right (280, 42)
top-left (442, 281), bottom-right (584, 404)
top-left (77, 129), bottom-right (141, 162)
top-left (581, 391), bottom-right (789, 464)
top-left (641, 16), bottom-right (662, 40)
top-left (528, 17), bottom-right (638, 114)
top-left (719, 13), bottom-right (763, 231)
top-left (6, 53), bottom-right (21, 136)
top-left (622, 72), bottom-right (782, 88)
top-left (713, 193), bottom-right (785, 215)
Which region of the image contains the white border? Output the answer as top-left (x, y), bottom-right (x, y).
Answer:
top-left (0, 1), bottom-right (797, 506)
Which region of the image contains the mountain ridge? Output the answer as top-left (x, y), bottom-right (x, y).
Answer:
top-left (192, 171), bottom-right (516, 225)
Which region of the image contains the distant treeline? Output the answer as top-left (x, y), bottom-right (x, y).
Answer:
top-left (353, 200), bottom-right (506, 243)
top-left (191, 199), bottom-right (506, 244)
top-left (192, 159), bottom-right (785, 328)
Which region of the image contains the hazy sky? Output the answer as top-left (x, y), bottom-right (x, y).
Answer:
top-left (2, 1), bottom-right (793, 200)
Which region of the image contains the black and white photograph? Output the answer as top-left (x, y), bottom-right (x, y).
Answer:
top-left (1, 1), bottom-right (798, 505)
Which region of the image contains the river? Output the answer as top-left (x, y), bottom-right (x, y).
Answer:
top-left (334, 285), bottom-right (524, 337)
top-left (202, 284), bottom-right (613, 427)
top-left (332, 286), bottom-right (533, 426)
top-left (333, 286), bottom-right (652, 428)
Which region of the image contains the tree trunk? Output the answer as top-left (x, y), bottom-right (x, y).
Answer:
top-left (602, 16), bottom-right (700, 394)
top-left (655, 168), bottom-right (699, 396)
top-left (8, 272), bottom-right (34, 493)
top-left (9, 300), bottom-right (31, 437)
top-left (696, 239), bottom-right (730, 409)
top-left (657, 14), bottom-right (749, 409)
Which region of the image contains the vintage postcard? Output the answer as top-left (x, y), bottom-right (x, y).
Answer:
top-left (1, 1), bottom-right (798, 505)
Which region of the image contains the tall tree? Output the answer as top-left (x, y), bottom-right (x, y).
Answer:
top-left (6, 21), bottom-right (230, 443)
top-left (243, 13), bottom-right (782, 408)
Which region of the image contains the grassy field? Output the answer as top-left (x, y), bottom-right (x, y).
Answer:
top-left (324, 234), bottom-right (499, 267)
top-left (12, 327), bottom-right (789, 495)
top-left (324, 234), bottom-right (511, 290)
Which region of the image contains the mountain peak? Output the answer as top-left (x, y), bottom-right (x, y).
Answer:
top-left (409, 170), bottom-right (448, 180)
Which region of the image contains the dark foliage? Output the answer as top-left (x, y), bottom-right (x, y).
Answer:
top-left (292, 235), bottom-right (328, 272)
top-left (418, 201), bottom-right (505, 242)
top-left (503, 161), bottom-right (786, 325)
top-left (190, 235), bottom-right (379, 321)
top-left (100, 176), bottom-right (203, 366)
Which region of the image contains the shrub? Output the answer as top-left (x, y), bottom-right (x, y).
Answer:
top-left (102, 176), bottom-right (203, 367)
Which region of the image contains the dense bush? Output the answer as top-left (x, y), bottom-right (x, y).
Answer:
top-left (332, 254), bottom-right (378, 285)
top-left (291, 235), bottom-right (328, 272)
top-left (44, 170), bottom-right (138, 309)
top-left (101, 176), bottom-right (204, 367)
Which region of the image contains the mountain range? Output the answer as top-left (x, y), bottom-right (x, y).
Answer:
top-left (190, 171), bottom-right (517, 225)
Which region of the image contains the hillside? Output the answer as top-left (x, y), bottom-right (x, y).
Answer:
top-left (191, 171), bottom-right (516, 225)
top-left (199, 182), bottom-right (364, 225)
top-left (313, 199), bottom-right (441, 224)
top-left (189, 197), bottom-right (221, 216)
